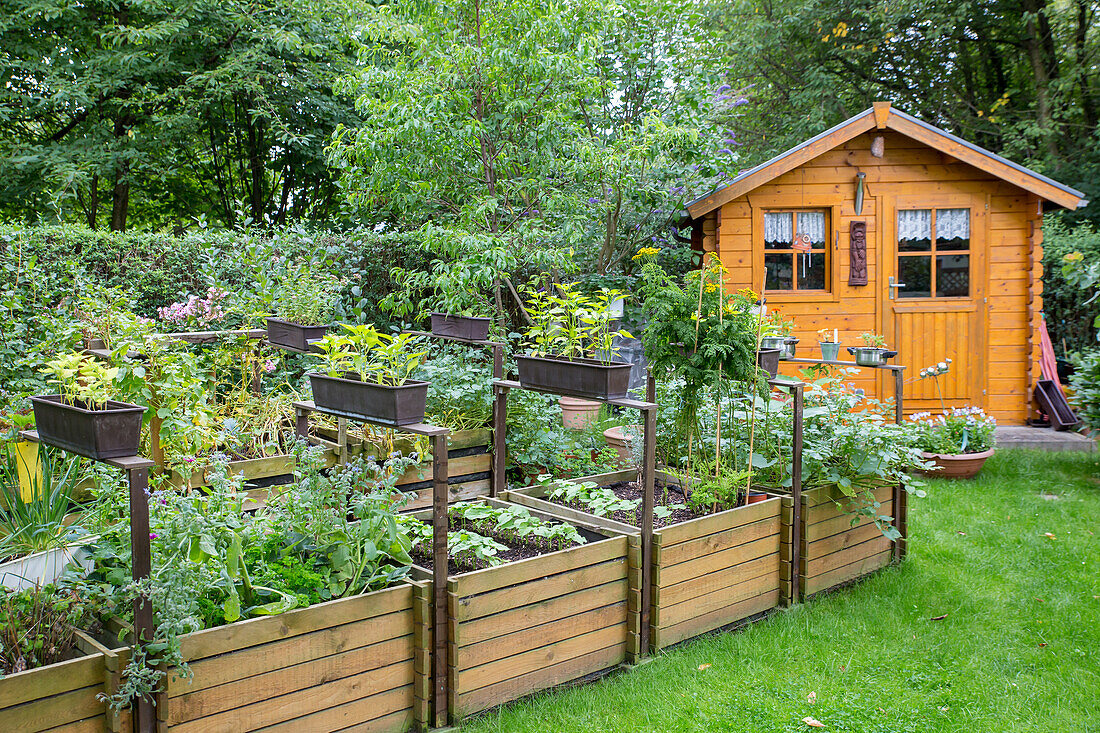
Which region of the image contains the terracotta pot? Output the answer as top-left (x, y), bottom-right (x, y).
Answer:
top-left (746, 491), bottom-right (770, 505)
top-left (602, 426), bottom-right (636, 467)
top-left (920, 448), bottom-right (995, 479)
top-left (559, 397), bottom-right (601, 429)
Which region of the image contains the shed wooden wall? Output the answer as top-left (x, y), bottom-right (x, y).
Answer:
top-left (701, 130), bottom-right (1041, 424)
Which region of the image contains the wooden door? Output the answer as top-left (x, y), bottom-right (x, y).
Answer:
top-left (881, 193), bottom-right (987, 413)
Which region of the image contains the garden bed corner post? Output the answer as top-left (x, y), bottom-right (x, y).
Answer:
top-left (126, 459), bottom-right (157, 733)
top-left (789, 383), bottom-right (803, 606)
top-left (892, 366), bottom-right (908, 561)
top-left (640, 402), bottom-right (656, 656)
top-left (431, 432), bottom-right (450, 728)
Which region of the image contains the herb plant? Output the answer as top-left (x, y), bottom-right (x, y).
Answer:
top-left (40, 353), bottom-right (120, 409)
top-left (542, 476), bottom-right (640, 517)
top-left (522, 283), bottom-right (632, 364)
top-left (859, 332), bottom-right (887, 348)
top-left (0, 584), bottom-right (97, 675)
top-left (314, 325), bottom-right (427, 386)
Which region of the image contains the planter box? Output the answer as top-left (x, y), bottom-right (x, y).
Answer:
top-left (430, 313), bottom-right (491, 342)
top-left (0, 631), bottom-right (127, 732)
top-left (266, 318), bottom-right (329, 352)
top-left (309, 373), bottom-right (429, 426)
top-left (409, 499), bottom-right (636, 720)
top-left (516, 355), bottom-right (631, 400)
top-left (160, 580), bottom-right (429, 732)
top-left (30, 395), bottom-right (145, 460)
top-left (781, 484), bottom-right (895, 599)
top-left (506, 471), bottom-right (783, 653)
top-left (0, 542), bottom-right (94, 591)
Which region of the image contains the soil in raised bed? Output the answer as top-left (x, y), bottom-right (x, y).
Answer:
top-left (545, 481), bottom-right (742, 530)
top-left (410, 516), bottom-right (587, 576)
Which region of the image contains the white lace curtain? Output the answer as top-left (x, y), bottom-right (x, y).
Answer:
top-left (936, 208), bottom-right (970, 240)
top-left (764, 211), bottom-right (826, 244)
top-left (898, 208), bottom-right (970, 241)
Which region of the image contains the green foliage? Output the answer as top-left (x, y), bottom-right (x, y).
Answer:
top-left (448, 500), bottom-right (586, 554)
top-left (314, 326), bottom-right (428, 386)
top-left (0, 446), bottom-right (87, 561)
top-left (906, 407), bottom-right (996, 455)
top-left (1044, 217), bottom-right (1100, 351)
top-left (1069, 350), bottom-right (1100, 433)
top-left (686, 466), bottom-right (751, 514)
top-left (0, 585), bottom-right (97, 675)
top-left (542, 476), bottom-right (640, 518)
top-left (40, 354), bottom-right (121, 409)
top-left (416, 348), bottom-right (494, 431)
top-left (522, 283), bottom-right (632, 362)
top-left (273, 265), bottom-right (343, 326)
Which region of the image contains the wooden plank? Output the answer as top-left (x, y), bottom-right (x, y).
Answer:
top-left (503, 492), bottom-right (638, 535)
top-left (402, 479), bottom-right (491, 511)
top-left (397, 454), bottom-right (489, 486)
top-left (657, 573), bottom-right (780, 629)
top-left (170, 665), bottom-right (412, 733)
top-left (170, 643), bottom-right (414, 724)
top-left (453, 643), bottom-right (625, 718)
top-left (455, 625), bottom-right (624, 692)
top-left (656, 553), bottom-right (780, 609)
top-left (656, 589), bottom-right (780, 650)
top-left (801, 483), bottom-right (894, 509)
top-left (179, 584), bottom-right (412, 661)
top-left (805, 535), bottom-right (893, 578)
top-left (455, 602), bottom-right (627, 671)
top-left (656, 497), bottom-right (781, 547)
top-left (252, 689), bottom-right (413, 733)
top-left (0, 652), bottom-right (104, 709)
top-left (803, 520), bottom-right (887, 559)
top-left (455, 580), bottom-right (627, 648)
top-left (454, 537), bottom-right (627, 597)
top-left (453, 557), bottom-right (627, 622)
top-left (40, 717), bottom-right (106, 733)
top-left (803, 503), bottom-right (892, 544)
top-left (2, 685), bottom-right (105, 732)
top-left (659, 535), bottom-right (780, 587)
top-left (659, 515), bottom-right (780, 568)
top-left (804, 549), bottom-right (893, 596)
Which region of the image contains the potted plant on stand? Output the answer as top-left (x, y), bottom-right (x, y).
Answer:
top-left (266, 265), bottom-right (343, 351)
top-left (518, 284), bottom-right (634, 400)
top-left (817, 328), bottom-right (842, 361)
top-left (31, 354), bottom-right (146, 460)
top-left (848, 332), bottom-right (897, 367)
top-left (310, 325), bottom-right (431, 425)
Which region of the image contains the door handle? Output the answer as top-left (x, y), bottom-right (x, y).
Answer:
top-left (888, 276), bottom-right (906, 300)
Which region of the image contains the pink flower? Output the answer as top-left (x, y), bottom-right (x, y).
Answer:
top-left (263, 359), bottom-right (276, 372)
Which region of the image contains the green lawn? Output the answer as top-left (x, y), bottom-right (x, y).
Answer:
top-left (462, 450), bottom-right (1100, 732)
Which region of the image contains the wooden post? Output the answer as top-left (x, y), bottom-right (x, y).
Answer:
top-left (491, 384), bottom-right (508, 498)
top-left (492, 344), bottom-right (504, 380)
top-left (430, 432), bottom-right (450, 729)
top-left (295, 405), bottom-right (309, 439)
top-left (790, 384), bottom-right (804, 605)
top-left (892, 367), bottom-right (907, 561)
top-left (640, 405), bottom-right (656, 655)
top-left (127, 462), bottom-right (156, 733)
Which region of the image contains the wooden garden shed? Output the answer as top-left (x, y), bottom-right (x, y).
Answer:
top-left (685, 102), bottom-right (1088, 424)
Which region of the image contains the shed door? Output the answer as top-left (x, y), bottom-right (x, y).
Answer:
top-left (882, 194), bottom-right (987, 413)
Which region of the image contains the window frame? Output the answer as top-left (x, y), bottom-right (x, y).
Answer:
top-left (750, 198), bottom-right (842, 303)
top-left (895, 207), bottom-right (972, 300)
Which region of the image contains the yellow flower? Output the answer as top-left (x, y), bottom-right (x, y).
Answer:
top-left (632, 246), bottom-right (661, 261)
top-left (1064, 251), bottom-right (1084, 262)
top-left (704, 283), bottom-right (718, 293)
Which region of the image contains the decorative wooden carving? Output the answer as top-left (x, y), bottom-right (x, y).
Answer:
top-left (849, 221), bottom-right (868, 285)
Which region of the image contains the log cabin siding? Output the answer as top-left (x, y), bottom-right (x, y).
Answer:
top-left (709, 130), bottom-right (1040, 424)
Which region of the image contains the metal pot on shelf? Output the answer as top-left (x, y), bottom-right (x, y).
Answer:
top-left (846, 347), bottom-right (898, 367)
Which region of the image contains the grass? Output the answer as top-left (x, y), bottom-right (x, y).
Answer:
top-left (461, 450), bottom-right (1100, 732)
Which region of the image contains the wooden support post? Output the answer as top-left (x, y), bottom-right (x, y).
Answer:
top-left (789, 384), bottom-right (804, 605)
top-left (646, 371), bottom-right (655, 404)
top-left (492, 344), bottom-right (504, 380)
top-left (337, 418), bottom-right (348, 466)
top-left (491, 384), bottom-right (508, 498)
top-left (127, 464), bottom-right (155, 733)
top-left (640, 405), bottom-right (656, 655)
top-left (430, 433), bottom-right (450, 729)
top-left (892, 368), bottom-right (907, 562)
top-left (295, 405), bottom-right (309, 439)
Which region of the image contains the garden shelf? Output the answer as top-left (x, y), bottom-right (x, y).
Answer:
top-left (780, 483), bottom-right (895, 598)
top-left (507, 469), bottom-right (785, 653)
top-left (406, 498), bottom-right (637, 721)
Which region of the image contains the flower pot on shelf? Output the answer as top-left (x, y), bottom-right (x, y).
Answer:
top-left (560, 397), bottom-right (601, 429)
top-left (920, 448), bottom-right (994, 479)
top-left (756, 348), bottom-right (782, 378)
top-left (266, 317), bottom-right (329, 352)
top-left (430, 312), bottom-right (492, 341)
top-left (308, 372), bottom-right (430, 426)
top-left (819, 341), bottom-right (842, 361)
top-left (517, 355), bottom-right (632, 400)
top-left (30, 396), bottom-right (145, 460)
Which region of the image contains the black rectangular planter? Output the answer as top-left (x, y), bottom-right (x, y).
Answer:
top-left (516, 355), bottom-right (632, 400)
top-left (30, 395), bottom-right (146, 460)
top-left (308, 372), bottom-right (430, 426)
top-left (430, 313), bottom-right (492, 342)
top-left (266, 318), bottom-right (329, 352)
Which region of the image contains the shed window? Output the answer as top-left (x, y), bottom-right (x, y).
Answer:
top-left (763, 210), bottom-right (829, 292)
top-left (896, 208), bottom-right (970, 298)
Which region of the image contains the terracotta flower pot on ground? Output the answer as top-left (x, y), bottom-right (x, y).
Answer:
top-left (920, 448), bottom-right (995, 479)
top-left (602, 425), bottom-right (637, 467)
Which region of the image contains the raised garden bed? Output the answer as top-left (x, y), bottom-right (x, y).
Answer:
top-left (0, 630), bottom-right (129, 733)
top-left (156, 579), bottom-right (430, 732)
top-left (507, 469), bottom-right (784, 653)
top-left (406, 498), bottom-right (637, 720)
top-left (780, 484), bottom-right (895, 599)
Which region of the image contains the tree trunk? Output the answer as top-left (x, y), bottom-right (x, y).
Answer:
top-left (1075, 0), bottom-right (1096, 128)
top-left (110, 117), bottom-right (131, 231)
top-left (246, 108), bottom-right (266, 223)
top-left (1022, 0), bottom-right (1060, 159)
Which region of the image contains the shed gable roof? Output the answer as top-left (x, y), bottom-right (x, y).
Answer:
top-left (686, 103), bottom-right (1088, 218)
